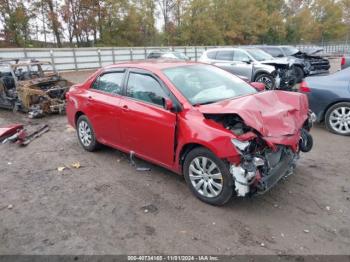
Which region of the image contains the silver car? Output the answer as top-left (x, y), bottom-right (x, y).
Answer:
top-left (199, 48), bottom-right (295, 89)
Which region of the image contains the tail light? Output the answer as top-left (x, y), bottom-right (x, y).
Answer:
top-left (341, 56), bottom-right (346, 66)
top-left (299, 81), bottom-right (311, 93)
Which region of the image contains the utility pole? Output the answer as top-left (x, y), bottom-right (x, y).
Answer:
top-left (41, 0), bottom-right (47, 44)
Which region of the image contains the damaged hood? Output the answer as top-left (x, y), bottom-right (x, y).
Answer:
top-left (197, 91), bottom-right (309, 138)
top-left (300, 47), bottom-right (324, 55)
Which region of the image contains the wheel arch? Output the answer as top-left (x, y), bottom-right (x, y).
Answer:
top-left (179, 143), bottom-right (206, 167)
top-left (75, 111), bottom-right (85, 125)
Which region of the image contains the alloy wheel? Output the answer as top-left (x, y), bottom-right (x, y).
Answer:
top-left (78, 120), bottom-right (92, 146)
top-left (188, 156), bottom-right (223, 198)
top-left (329, 106), bottom-right (350, 134)
top-left (256, 76), bottom-right (274, 89)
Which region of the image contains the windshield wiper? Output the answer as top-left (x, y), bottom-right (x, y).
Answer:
top-left (193, 100), bottom-right (219, 106)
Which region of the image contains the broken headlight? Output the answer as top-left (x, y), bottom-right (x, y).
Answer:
top-left (231, 138), bottom-right (250, 152)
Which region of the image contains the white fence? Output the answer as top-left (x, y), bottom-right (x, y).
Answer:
top-left (0, 44), bottom-right (348, 72)
top-left (0, 46), bottom-right (207, 71)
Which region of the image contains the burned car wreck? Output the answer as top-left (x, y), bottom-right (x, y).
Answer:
top-left (0, 59), bottom-right (72, 117)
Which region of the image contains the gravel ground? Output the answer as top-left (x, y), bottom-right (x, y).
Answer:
top-left (0, 58), bottom-right (349, 255)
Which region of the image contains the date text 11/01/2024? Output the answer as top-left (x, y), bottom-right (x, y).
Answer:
top-left (127, 255), bottom-right (219, 261)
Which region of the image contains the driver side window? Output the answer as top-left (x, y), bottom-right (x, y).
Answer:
top-left (233, 50), bottom-right (251, 62)
top-left (126, 73), bottom-right (168, 107)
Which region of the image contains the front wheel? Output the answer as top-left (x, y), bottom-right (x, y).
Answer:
top-left (254, 74), bottom-right (275, 90)
top-left (325, 102), bottom-right (350, 136)
top-left (183, 147), bottom-right (233, 206)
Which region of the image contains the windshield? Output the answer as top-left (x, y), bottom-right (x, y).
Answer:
top-left (281, 46), bottom-right (299, 56)
top-left (245, 49), bottom-right (274, 61)
top-left (163, 64), bottom-right (257, 105)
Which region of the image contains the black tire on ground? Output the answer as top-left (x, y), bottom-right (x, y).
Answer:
top-left (183, 147), bottom-right (233, 206)
top-left (294, 66), bottom-right (305, 83)
top-left (254, 73), bottom-right (275, 90)
top-left (76, 115), bottom-right (100, 151)
top-left (325, 102), bottom-right (350, 136)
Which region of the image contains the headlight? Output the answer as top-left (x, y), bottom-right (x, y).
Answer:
top-left (231, 138), bottom-right (250, 152)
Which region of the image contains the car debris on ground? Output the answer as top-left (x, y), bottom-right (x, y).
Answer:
top-left (129, 151), bottom-right (151, 172)
top-left (0, 123), bottom-right (49, 146)
top-left (0, 124), bottom-right (23, 142)
top-left (0, 58), bottom-right (72, 118)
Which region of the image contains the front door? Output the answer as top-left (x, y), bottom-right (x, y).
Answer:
top-left (119, 70), bottom-right (176, 167)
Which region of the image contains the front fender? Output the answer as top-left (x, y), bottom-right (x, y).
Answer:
top-left (174, 110), bottom-right (240, 172)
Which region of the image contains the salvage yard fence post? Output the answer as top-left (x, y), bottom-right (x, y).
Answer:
top-left (0, 42), bottom-right (348, 72)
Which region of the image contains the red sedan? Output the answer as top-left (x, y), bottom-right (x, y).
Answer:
top-left (66, 61), bottom-right (313, 205)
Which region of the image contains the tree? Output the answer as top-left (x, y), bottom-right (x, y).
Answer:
top-left (0, 0), bottom-right (31, 47)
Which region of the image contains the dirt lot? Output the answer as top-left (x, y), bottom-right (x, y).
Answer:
top-left (1, 60), bottom-right (350, 255)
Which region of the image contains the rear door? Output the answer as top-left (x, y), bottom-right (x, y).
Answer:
top-left (231, 50), bottom-right (254, 79)
top-left (119, 69), bottom-right (176, 167)
top-left (84, 70), bottom-right (125, 147)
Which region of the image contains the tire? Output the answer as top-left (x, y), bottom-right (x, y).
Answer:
top-left (183, 147), bottom-right (233, 206)
top-left (254, 73), bottom-right (275, 90)
top-left (76, 115), bottom-right (100, 151)
top-left (294, 66), bottom-right (305, 83)
top-left (325, 102), bottom-right (350, 136)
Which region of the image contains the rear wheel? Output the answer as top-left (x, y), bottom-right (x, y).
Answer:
top-left (76, 115), bottom-right (99, 151)
top-left (325, 102), bottom-right (350, 136)
top-left (183, 147), bottom-right (233, 206)
top-left (254, 74), bottom-right (275, 90)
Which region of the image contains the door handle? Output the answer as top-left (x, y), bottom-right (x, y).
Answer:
top-left (122, 105), bottom-right (129, 111)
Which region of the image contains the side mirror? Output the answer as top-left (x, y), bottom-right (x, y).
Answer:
top-left (250, 82), bottom-right (265, 92)
top-left (277, 54), bottom-right (284, 58)
top-left (242, 58), bottom-right (252, 64)
top-left (163, 98), bottom-right (174, 111)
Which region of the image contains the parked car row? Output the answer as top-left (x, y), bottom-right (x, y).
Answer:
top-left (199, 47), bottom-right (296, 90)
top-left (147, 45), bottom-right (331, 91)
top-left (0, 49), bottom-right (346, 205)
top-left (256, 45), bottom-right (330, 81)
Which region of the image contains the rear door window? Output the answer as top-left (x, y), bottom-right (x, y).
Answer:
top-left (215, 51), bottom-right (234, 61)
top-left (92, 71), bottom-right (124, 95)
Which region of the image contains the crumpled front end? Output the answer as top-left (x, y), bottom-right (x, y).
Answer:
top-left (260, 60), bottom-right (297, 89)
top-left (230, 139), bottom-right (299, 197)
top-left (200, 91), bottom-right (315, 197)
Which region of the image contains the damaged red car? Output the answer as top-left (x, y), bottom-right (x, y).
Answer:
top-left (66, 61), bottom-right (314, 205)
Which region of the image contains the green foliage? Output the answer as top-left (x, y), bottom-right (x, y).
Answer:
top-left (0, 0), bottom-right (349, 47)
